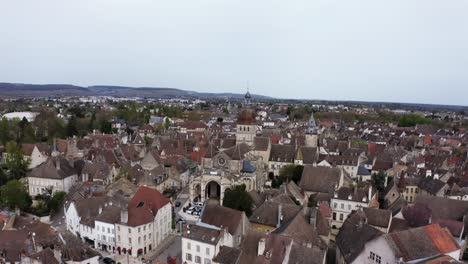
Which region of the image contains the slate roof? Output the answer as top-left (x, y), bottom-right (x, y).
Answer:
top-left (299, 166), bottom-right (341, 194)
top-left (249, 199), bottom-right (301, 228)
top-left (272, 211), bottom-right (327, 249)
top-left (223, 143), bottom-right (251, 160)
top-left (201, 203), bottom-right (243, 236)
top-left (363, 208), bottom-right (392, 228)
top-left (334, 186), bottom-right (368, 203)
top-left (238, 229), bottom-right (266, 264)
top-left (418, 178), bottom-right (447, 195)
top-left (254, 137), bottom-right (270, 151)
top-left (212, 246), bottom-right (241, 264)
top-left (288, 242), bottom-right (326, 264)
top-left (95, 205), bottom-right (121, 224)
top-left (28, 156), bottom-right (77, 179)
top-left (414, 195), bottom-right (468, 221)
top-left (182, 224), bottom-right (223, 245)
top-left (269, 144), bottom-right (296, 163)
top-left (336, 211), bottom-right (382, 263)
top-left (296, 146), bottom-right (318, 164)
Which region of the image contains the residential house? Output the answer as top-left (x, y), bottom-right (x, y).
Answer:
top-left (27, 157), bottom-right (78, 195)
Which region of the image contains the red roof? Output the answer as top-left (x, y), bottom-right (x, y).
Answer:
top-left (423, 224), bottom-right (459, 254)
top-left (424, 135), bottom-right (432, 145)
top-left (127, 186), bottom-right (170, 226)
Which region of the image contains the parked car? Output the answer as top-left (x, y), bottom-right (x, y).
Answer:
top-left (175, 201), bottom-right (181, 207)
top-left (102, 257), bottom-right (116, 264)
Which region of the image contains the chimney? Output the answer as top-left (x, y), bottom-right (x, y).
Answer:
top-left (258, 238), bottom-right (266, 256)
top-left (277, 204), bottom-right (283, 228)
top-left (310, 208), bottom-right (317, 228)
top-left (120, 209), bottom-right (128, 224)
top-left (99, 206), bottom-right (103, 214)
top-left (368, 185), bottom-right (372, 201)
top-left (56, 159), bottom-right (61, 171)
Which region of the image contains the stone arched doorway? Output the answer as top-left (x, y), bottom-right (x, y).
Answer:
top-left (205, 181), bottom-right (221, 200)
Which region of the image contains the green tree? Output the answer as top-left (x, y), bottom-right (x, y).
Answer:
top-left (0, 118), bottom-right (12, 145)
top-left (0, 180), bottom-right (32, 210)
top-left (164, 118), bottom-right (171, 130)
top-left (4, 141), bottom-right (30, 180)
top-left (47, 191), bottom-right (66, 215)
top-left (272, 165), bottom-right (305, 188)
top-left (100, 119), bottom-right (112, 134)
top-left (66, 117), bottom-right (78, 137)
top-left (371, 171), bottom-right (387, 191)
top-left (223, 184), bottom-right (253, 216)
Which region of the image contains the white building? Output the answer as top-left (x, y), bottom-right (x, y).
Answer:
top-left (350, 224), bottom-right (460, 264)
top-left (27, 157), bottom-right (78, 195)
top-left (331, 186), bottom-right (374, 236)
top-left (115, 186), bottom-right (172, 257)
top-left (182, 224), bottom-right (234, 264)
top-left (2, 111), bottom-right (38, 122)
top-left (65, 186), bottom-right (172, 258)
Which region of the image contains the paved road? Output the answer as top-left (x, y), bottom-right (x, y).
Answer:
top-left (152, 235), bottom-right (181, 263)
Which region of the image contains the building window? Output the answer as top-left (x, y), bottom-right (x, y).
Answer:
top-left (138, 227), bottom-right (141, 233)
top-left (118, 235), bottom-right (120, 242)
top-left (348, 204), bottom-right (351, 210)
top-left (144, 235), bottom-right (146, 241)
top-left (341, 203), bottom-right (344, 209)
top-left (186, 253), bottom-right (192, 261)
top-left (128, 238), bottom-right (132, 244)
top-left (138, 237), bottom-right (141, 244)
top-left (196, 245), bottom-right (200, 252)
top-left (206, 247), bottom-right (210, 255)
top-left (195, 256), bottom-right (201, 263)
top-left (149, 233), bottom-right (152, 239)
top-left (333, 203), bottom-right (337, 208)
top-left (332, 212), bottom-right (336, 221)
top-left (129, 228), bottom-right (131, 234)
top-left (107, 227), bottom-right (110, 233)
top-left (117, 226), bottom-right (120, 231)
top-left (187, 242), bottom-right (191, 250)
top-left (204, 258), bottom-right (212, 264)
top-left (339, 214), bottom-right (343, 221)
top-left (369, 251), bottom-right (381, 263)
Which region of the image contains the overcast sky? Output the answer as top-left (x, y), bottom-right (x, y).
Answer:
top-left (0, 0), bottom-right (467, 105)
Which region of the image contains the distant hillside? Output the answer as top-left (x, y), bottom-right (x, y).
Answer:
top-left (0, 83), bottom-right (271, 99)
top-left (0, 83), bottom-right (91, 97)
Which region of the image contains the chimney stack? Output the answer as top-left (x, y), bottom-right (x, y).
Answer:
top-left (277, 204), bottom-right (283, 228)
top-left (258, 238), bottom-right (266, 256)
top-left (120, 209), bottom-right (128, 223)
top-left (99, 206), bottom-right (103, 214)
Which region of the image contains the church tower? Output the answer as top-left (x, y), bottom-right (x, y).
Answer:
top-left (236, 108), bottom-right (256, 146)
top-left (244, 89), bottom-right (252, 106)
top-left (305, 112), bottom-right (318, 147)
